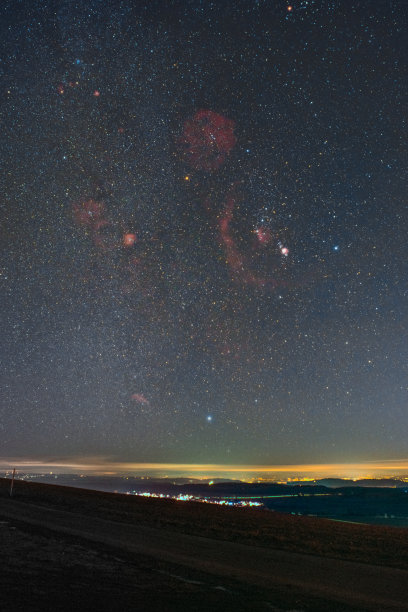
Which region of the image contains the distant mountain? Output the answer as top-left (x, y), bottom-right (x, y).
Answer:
top-left (22, 474), bottom-right (329, 497)
top-left (20, 474), bottom-right (408, 499)
top-left (315, 478), bottom-right (407, 488)
top-left (20, 474), bottom-right (243, 495)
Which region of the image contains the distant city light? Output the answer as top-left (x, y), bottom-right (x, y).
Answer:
top-left (131, 490), bottom-right (262, 508)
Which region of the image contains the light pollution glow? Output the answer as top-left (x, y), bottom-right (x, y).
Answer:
top-left (2, 458), bottom-right (408, 481)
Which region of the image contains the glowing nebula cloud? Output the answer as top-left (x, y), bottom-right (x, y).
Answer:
top-left (179, 109), bottom-right (236, 171)
top-left (131, 393), bottom-right (150, 405)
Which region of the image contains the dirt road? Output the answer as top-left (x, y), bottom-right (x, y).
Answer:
top-left (0, 497), bottom-right (407, 611)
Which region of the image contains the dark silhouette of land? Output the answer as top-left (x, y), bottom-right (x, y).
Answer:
top-left (1, 478), bottom-right (408, 611)
top-left (20, 473), bottom-right (408, 526)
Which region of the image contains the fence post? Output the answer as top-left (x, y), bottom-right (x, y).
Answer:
top-left (9, 468), bottom-right (16, 497)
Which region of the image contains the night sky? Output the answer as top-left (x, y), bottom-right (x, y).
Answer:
top-left (1, 0), bottom-right (407, 468)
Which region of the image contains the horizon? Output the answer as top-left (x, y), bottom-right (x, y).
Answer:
top-left (2, 457), bottom-right (408, 481)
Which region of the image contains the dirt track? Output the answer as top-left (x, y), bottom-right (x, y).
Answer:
top-left (1, 496), bottom-right (407, 611)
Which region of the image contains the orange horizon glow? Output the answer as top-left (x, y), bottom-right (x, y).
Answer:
top-left (1, 457), bottom-right (408, 479)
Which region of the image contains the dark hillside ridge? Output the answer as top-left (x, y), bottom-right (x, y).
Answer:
top-left (10, 474), bottom-right (408, 524)
top-left (2, 477), bottom-right (408, 570)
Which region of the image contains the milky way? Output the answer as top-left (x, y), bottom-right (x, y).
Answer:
top-left (1, 0), bottom-right (407, 466)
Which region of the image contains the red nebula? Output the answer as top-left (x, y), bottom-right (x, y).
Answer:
top-left (219, 193), bottom-right (269, 287)
top-left (72, 198), bottom-right (123, 251)
top-left (91, 218), bottom-right (120, 251)
top-left (179, 109), bottom-right (236, 171)
top-left (218, 188), bottom-right (286, 289)
top-left (255, 225), bottom-right (272, 245)
top-left (131, 393), bottom-right (149, 405)
top-left (123, 233), bottom-right (137, 247)
top-left (72, 199), bottom-right (106, 228)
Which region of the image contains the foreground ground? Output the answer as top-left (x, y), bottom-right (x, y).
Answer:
top-left (1, 478), bottom-right (408, 611)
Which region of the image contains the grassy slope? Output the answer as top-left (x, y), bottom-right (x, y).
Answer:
top-left (1, 477), bottom-right (408, 570)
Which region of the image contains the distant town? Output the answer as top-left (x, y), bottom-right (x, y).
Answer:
top-left (5, 471), bottom-right (408, 527)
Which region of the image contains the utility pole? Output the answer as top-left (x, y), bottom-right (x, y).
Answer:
top-left (9, 468), bottom-right (16, 497)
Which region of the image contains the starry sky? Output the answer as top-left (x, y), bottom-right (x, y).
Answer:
top-left (1, 0), bottom-right (407, 468)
